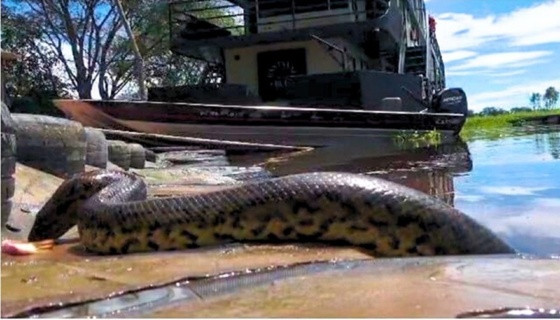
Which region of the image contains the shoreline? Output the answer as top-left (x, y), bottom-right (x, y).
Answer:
top-left (460, 110), bottom-right (560, 139)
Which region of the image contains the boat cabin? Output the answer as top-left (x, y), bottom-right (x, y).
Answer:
top-left (157, 0), bottom-right (448, 112)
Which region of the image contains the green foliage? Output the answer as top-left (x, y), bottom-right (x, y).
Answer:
top-left (479, 106), bottom-right (508, 116)
top-left (510, 107), bottom-right (533, 113)
top-left (472, 86), bottom-right (559, 122)
top-left (530, 92), bottom-right (542, 110)
top-left (393, 129), bottom-right (442, 149)
top-left (10, 91), bottom-right (65, 117)
top-left (1, 3), bottom-right (68, 114)
top-left (543, 87), bottom-right (559, 109)
top-left (460, 109), bottom-right (560, 140)
top-left (4, 0), bottom-right (234, 100)
top-left (113, 0), bottom-right (236, 89)
top-left (5, 0), bottom-right (125, 99)
top-left (112, 0), bottom-right (219, 95)
top-left (529, 87), bottom-right (558, 111)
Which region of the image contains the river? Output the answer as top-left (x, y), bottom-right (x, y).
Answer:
top-left (454, 126), bottom-right (560, 256)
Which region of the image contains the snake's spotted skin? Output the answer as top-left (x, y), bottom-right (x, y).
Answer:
top-left (28, 170), bottom-right (514, 255)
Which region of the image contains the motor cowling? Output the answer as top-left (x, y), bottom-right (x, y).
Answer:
top-left (432, 88), bottom-right (468, 116)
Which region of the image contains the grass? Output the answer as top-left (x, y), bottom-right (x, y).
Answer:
top-left (391, 110), bottom-right (559, 147)
top-left (393, 129), bottom-right (442, 149)
top-left (460, 109), bottom-right (560, 140)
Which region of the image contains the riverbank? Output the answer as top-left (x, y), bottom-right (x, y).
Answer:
top-left (3, 165), bottom-right (559, 318)
top-left (460, 109), bottom-right (560, 139)
top-left (3, 125), bottom-right (560, 317)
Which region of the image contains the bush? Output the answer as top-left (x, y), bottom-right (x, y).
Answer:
top-left (10, 90), bottom-right (65, 117)
top-left (510, 107), bottom-right (533, 113)
top-left (479, 107), bottom-right (509, 116)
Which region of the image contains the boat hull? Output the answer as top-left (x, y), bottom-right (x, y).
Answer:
top-left (54, 99), bottom-right (465, 147)
top-left (54, 99), bottom-right (467, 172)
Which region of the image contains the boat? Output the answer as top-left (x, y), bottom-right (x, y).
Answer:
top-left (55, 0), bottom-right (468, 152)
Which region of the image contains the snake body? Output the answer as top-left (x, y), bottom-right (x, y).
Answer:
top-left (28, 170), bottom-right (513, 256)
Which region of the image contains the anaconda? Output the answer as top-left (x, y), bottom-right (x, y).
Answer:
top-left (28, 170), bottom-right (514, 256)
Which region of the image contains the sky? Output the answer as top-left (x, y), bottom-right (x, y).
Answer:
top-left (425, 0), bottom-right (560, 112)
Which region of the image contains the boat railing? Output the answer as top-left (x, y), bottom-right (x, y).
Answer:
top-left (402, 0), bottom-right (428, 47)
top-left (429, 30), bottom-right (445, 89)
top-left (168, 0), bottom-right (393, 43)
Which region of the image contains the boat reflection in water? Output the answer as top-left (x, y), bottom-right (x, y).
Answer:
top-left (365, 141), bottom-right (472, 207)
top-left (232, 138), bottom-right (472, 208)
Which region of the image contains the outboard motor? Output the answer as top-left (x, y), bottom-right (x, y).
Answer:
top-left (432, 88), bottom-right (468, 116)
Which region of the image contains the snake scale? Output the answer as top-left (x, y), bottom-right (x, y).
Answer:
top-left (28, 170), bottom-right (514, 256)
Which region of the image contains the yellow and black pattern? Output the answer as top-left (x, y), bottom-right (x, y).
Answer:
top-left (28, 170), bottom-right (514, 256)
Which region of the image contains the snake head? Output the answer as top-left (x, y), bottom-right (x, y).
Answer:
top-left (28, 171), bottom-right (119, 242)
top-left (28, 180), bottom-right (86, 241)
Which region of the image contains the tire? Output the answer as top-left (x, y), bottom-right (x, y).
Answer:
top-left (1, 103), bottom-right (16, 224)
top-left (145, 149), bottom-right (157, 163)
top-left (1, 104), bottom-right (17, 161)
top-left (84, 127), bottom-right (108, 169)
top-left (107, 140), bottom-right (131, 170)
top-left (12, 114), bottom-right (87, 178)
top-left (1, 155), bottom-right (16, 177)
top-left (128, 143), bottom-right (146, 169)
top-left (0, 150), bottom-right (16, 225)
top-left (1, 176), bottom-right (15, 232)
top-left (1, 177), bottom-right (15, 202)
top-left (1, 103), bottom-right (16, 134)
top-left (1, 201), bottom-right (12, 226)
top-left (1, 133), bottom-right (16, 159)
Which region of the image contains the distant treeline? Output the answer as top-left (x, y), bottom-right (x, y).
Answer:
top-left (473, 86), bottom-right (559, 117)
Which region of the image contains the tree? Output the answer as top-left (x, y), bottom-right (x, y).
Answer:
top-left (510, 107), bottom-right (533, 113)
top-left (1, 4), bottom-right (66, 96)
top-left (12, 0), bottom-right (162, 100)
top-left (1, 3), bottom-right (68, 114)
top-left (15, 0), bottom-right (123, 99)
top-left (129, 0), bottom-right (233, 88)
top-left (543, 87), bottom-right (559, 109)
top-left (7, 0), bottom-right (235, 100)
top-left (479, 107), bottom-right (508, 116)
top-left (529, 92), bottom-right (542, 110)
top-left (98, 0), bottom-right (233, 97)
top-left (114, 0), bottom-right (147, 100)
